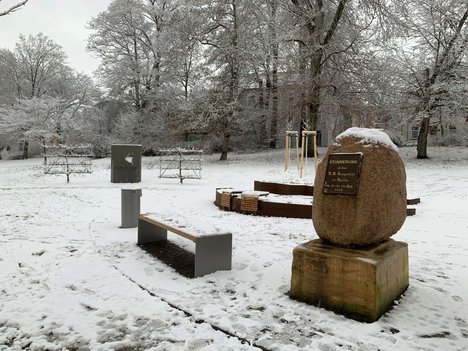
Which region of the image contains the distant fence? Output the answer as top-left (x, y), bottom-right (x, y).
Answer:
top-left (42, 144), bottom-right (93, 182)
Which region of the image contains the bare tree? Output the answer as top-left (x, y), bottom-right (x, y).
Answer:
top-left (0, 94), bottom-right (90, 158)
top-left (390, 0), bottom-right (468, 157)
top-left (0, 48), bottom-right (18, 104)
top-left (88, 0), bottom-right (151, 108)
top-left (13, 33), bottom-right (68, 98)
top-left (288, 0), bottom-right (349, 133)
top-left (0, 0), bottom-right (28, 17)
top-left (414, 3), bottom-right (467, 158)
top-left (196, 0), bottom-right (246, 160)
top-left (0, 32), bottom-right (99, 158)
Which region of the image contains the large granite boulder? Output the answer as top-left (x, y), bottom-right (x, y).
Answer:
top-left (312, 128), bottom-right (407, 246)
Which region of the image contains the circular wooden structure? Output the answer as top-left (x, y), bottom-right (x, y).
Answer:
top-left (214, 181), bottom-right (418, 219)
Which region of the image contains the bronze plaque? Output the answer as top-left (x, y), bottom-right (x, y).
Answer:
top-left (323, 153), bottom-right (363, 195)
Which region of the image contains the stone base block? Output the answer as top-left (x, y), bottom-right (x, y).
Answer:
top-left (290, 239), bottom-right (408, 322)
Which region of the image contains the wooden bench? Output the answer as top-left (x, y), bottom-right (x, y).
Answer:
top-left (137, 213), bottom-right (232, 277)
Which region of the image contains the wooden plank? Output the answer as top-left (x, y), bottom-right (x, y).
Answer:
top-left (258, 200), bottom-right (312, 219)
top-left (407, 198), bottom-right (421, 205)
top-left (139, 215), bottom-right (197, 242)
top-left (254, 180), bottom-right (313, 196)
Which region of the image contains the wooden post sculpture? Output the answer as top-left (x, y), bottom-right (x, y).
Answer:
top-left (284, 131), bottom-right (300, 172)
top-left (284, 130), bottom-right (318, 178)
top-left (299, 130), bottom-right (317, 178)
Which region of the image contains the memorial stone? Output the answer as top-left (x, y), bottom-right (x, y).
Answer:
top-left (290, 128), bottom-right (409, 322)
top-left (313, 129), bottom-right (407, 246)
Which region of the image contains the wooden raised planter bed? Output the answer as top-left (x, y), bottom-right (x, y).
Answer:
top-left (229, 196), bottom-right (312, 219)
top-left (215, 188), bottom-right (312, 219)
top-left (215, 182), bottom-right (419, 219)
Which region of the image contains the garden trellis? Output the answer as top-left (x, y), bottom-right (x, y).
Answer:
top-left (158, 148), bottom-right (203, 183)
top-left (42, 144), bottom-right (93, 182)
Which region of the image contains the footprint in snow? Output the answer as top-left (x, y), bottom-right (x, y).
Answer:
top-left (185, 338), bottom-right (214, 350)
top-left (235, 262), bottom-right (248, 270)
top-left (80, 302), bottom-right (97, 312)
top-left (32, 250), bottom-right (46, 256)
top-left (430, 286), bottom-right (448, 294)
top-left (452, 295), bottom-right (463, 302)
top-left (455, 317), bottom-right (467, 327)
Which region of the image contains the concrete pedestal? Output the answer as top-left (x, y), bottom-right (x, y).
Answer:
top-left (120, 189), bottom-right (142, 228)
top-left (290, 239), bottom-right (408, 322)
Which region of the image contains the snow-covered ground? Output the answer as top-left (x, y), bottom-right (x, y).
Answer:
top-left (0, 147), bottom-right (467, 351)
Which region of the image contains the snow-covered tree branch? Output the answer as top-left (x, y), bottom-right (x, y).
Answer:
top-left (0, 0), bottom-right (29, 17)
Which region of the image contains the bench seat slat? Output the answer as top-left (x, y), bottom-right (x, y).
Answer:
top-left (140, 213), bottom-right (229, 239)
top-left (139, 215), bottom-right (197, 242)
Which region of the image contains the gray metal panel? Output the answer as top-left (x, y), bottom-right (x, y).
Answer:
top-left (111, 144), bottom-right (142, 183)
top-left (194, 233), bottom-right (232, 277)
top-left (137, 218), bottom-right (167, 244)
top-left (121, 189), bottom-right (142, 228)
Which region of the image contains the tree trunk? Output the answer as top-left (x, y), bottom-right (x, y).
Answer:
top-left (258, 79), bottom-right (267, 147)
top-left (417, 117), bottom-right (430, 159)
top-left (265, 72), bottom-right (271, 139)
top-left (268, 0), bottom-right (278, 149)
top-left (133, 32), bottom-right (142, 109)
top-left (298, 41), bottom-right (307, 148)
top-left (220, 133), bottom-right (231, 161)
top-left (305, 51), bottom-right (322, 156)
top-left (184, 71), bottom-right (189, 101)
top-left (307, 50), bottom-right (323, 132)
top-left (269, 76), bottom-right (278, 148)
top-left (22, 140), bottom-right (29, 159)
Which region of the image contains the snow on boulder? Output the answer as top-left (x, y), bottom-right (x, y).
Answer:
top-left (312, 128), bottom-right (407, 246)
top-left (336, 127), bottom-right (399, 152)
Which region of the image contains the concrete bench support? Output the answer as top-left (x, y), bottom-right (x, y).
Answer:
top-left (194, 235), bottom-right (232, 277)
top-left (138, 217), bottom-right (168, 243)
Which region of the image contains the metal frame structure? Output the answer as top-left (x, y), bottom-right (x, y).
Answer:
top-left (42, 145), bottom-right (93, 182)
top-left (158, 148), bottom-right (203, 183)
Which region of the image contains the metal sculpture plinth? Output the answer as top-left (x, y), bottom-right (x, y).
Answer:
top-left (111, 144), bottom-right (142, 183)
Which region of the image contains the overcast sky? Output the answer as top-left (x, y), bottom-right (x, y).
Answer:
top-left (0, 0), bottom-right (113, 76)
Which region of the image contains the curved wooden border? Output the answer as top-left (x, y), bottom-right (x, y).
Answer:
top-left (215, 184), bottom-right (417, 219)
top-left (254, 180), bottom-right (313, 196)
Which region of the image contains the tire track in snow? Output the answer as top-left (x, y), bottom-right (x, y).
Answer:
top-left (112, 265), bottom-right (272, 351)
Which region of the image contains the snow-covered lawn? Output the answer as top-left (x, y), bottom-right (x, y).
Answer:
top-left (0, 147), bottom-right (467, 351)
